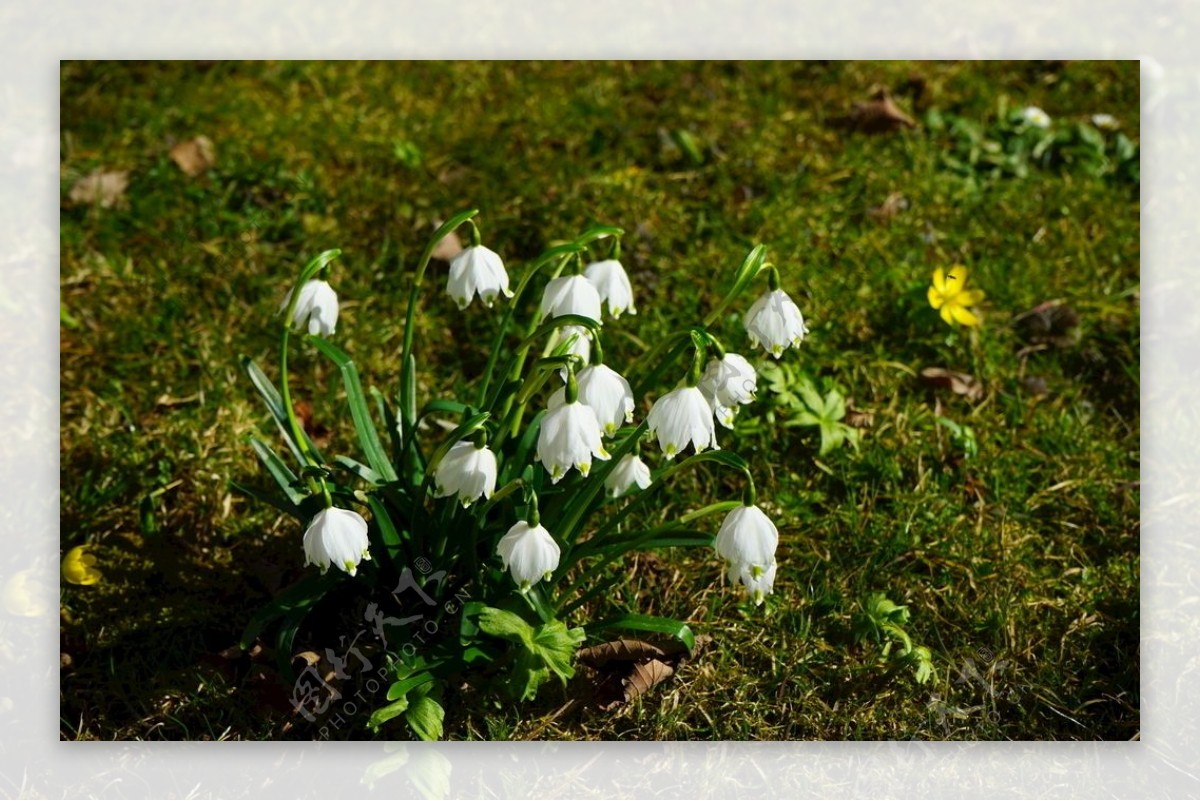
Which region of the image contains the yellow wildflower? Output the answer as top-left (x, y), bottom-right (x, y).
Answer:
top-left (928, 265), bottom-right (984, 327)
top-left (62, 546), bottom-right (102, 586)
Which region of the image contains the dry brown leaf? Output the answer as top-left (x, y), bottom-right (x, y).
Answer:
top-left (68, 169), bottom-right (129, 208)
top-left (622, 659), bottom-right (674, 703)
top-left (293, 399), bottom-right (332, 448)
top-left (430, 229), bottom-right (463, 262)
top-left (837, 88), bottom-right (917, 134)
top-left (1013, 300), bottom-right (1080, 349)
top-left (920, 367), bottom-right (984, 402)
top-left (577, 639), bottom-right (668, 668)
top-left (844, 399), bottom-right (875, 429)
top-left (170, 135), bottom-right (216, 176)
top-left (867, 191), bottom-right (909, 223)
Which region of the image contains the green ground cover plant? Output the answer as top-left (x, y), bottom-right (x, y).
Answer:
top-left (59, 60), bottom-right (1139, 741)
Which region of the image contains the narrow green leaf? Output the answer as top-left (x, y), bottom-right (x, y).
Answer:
top-left (591, 613), bottom-right (696, 652)
top-left (241, 355), bottom-right (322, 465)
top-left (239, 571), bottom-right (336, 650)
top-left (248, 437), bottom-right (306, 506)
top-left (366, 495), bottom-right (406, 563)
top-left (575, 224), bottom-right (624, 245)
top-left (307, 336), bottom-right (399, 483)
top-left (333, 455), bottom-right (382, 485)
top-left (228, 480), bottom-right (301, 519)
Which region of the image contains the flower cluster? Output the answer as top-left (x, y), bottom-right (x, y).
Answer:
top-left (275, 226), bottom-right (811, 624)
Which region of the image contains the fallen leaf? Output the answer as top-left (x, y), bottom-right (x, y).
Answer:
top-left (622, 659), bottom-right (674, 703)
top-left (867, 192), bottom-right (909, 223)
top-left (843, 399), bottom-right (875, 429)
top-left (919, 367), bottom-right (984, 402)
top-left (1013, 300), bottom-right (1080, 348)
top-left (835, 88), bottom-right (917, 134)
top-left (577, 639), bottom-right (669, 668)
top-left (68, 169), bottom-right (129, 208)
top-left (430, 229), bottom-right (463, 262)
top-left (294, 399), bottom-right (332, 448)
top-left (1021, 375), bottom-right (1050, 397)
top-left (169, 135), bottom-right (216, 176)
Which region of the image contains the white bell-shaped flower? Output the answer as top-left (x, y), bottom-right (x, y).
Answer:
top-left (548, 364), bottom-right (634, 437)
top-left (539, 274), bottom-right (602, 324)
top-left (496, 521), bottom-right (561, 591)
top-left (536, 399), bottom-right (611, 482)
top-left (447, 245), bottom-right (513, 309)
top-left (303, 507), bottom-right (371, 576)
top-left (729, 560), bottom-right (778, 606)
top-left (283, 279), bottom-right (339, 336)
top-left (714, 504), bottom-right (779, 571)
top-left (744, 289), bottom-right (808, 359)
top-left (1019, 105), bottom-right (1051, 129)
top-left (584, 259), bottom-right (636, 318)
top-left (646, 385), bottom-right (718, 459)
top-left (699, 353), bottom-right (758, 429)
top-left (605, 453), bottom-right (652, 498)
top-left (433, 440), bottom-right (498, 507)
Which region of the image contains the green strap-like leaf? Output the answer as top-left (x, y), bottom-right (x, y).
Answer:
top-left (590, 613), bottom-right (696, 652)
top-left (307, 336), bottom-right (399, 483)
top-left (241, 355), bottom-right (323, 465)
top-left (239, 570), bottom-right (338, 651)
top-left (247, 437), bottom-right (306, 506)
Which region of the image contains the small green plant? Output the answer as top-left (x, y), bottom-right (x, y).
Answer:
top-left (926, 102), bottom-right (1138, 187)
top-left (935, 415), bottom-right (979, 459)
top-left (854, 593), bottom-right (936, 685)
top-left (752, 363), bottom-right (860, 456)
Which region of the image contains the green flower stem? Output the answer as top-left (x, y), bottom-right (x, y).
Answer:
top-left (562, 500), bottom-right (739, 600)
top-left (475, 478), bottom-right (525, 517)
top-left (477, 245), bottom-right (583, 410)
top-left (492, 357), bottom-right (572, 447)
top-left (399, 209), bottom-right (480, 429)
top-left (279, 250), bottom-right (342, 507)
top-left (687, 330), bottom-right (707, 387)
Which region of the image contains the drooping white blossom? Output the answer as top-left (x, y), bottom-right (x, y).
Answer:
top-left (699, 353), bottom-right (758, 429)
top-left (536, 399), bottom-right (611, 482)
top-left (303, 507), bottom-right (371, 576)
top-left (646, 385), bottom-right (718, 459)
top-left (744, 289), bottom-right (808, 359)
top-left (605, 453), bottom-right (652, 498)
top-left (729, 560), bottom-right (778, 606)
top-left (539, 274), bottom-right (602, 324)
top-left (433, 441), bottom-right (498, 507)
top-left (548, 364), bottom-right (635, 436)
top-left (714, 504), bottom-right (778, 572)
top-left (282, 279), bottom-right (339, 336)
top-left (447, 245), bottom-right (512, 309)
top-left (496, 521), bottom-right (561, 591)
top-left (1020, 105), bottom-right (1051, 129)
top-left (584, 259), bottom-right (636, 318)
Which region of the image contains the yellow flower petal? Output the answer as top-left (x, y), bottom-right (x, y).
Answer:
top-left (940, 305), bottom-right (956, 326)
top-left (950, 304), bottom-right (981, 327)
top-left (958, 289), bottom-right (985, 306)
top-left (927, 284), bottom-right (944, 310)
top-left (946, 264), bottom-right (969, 285)
top-left (931, 267), bottom-right (947, 294)
top-left (62, 546), bottom-right (103, 586)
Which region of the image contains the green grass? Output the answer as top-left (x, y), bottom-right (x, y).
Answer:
top-left (59, 60), bottom-right (1139, 741)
